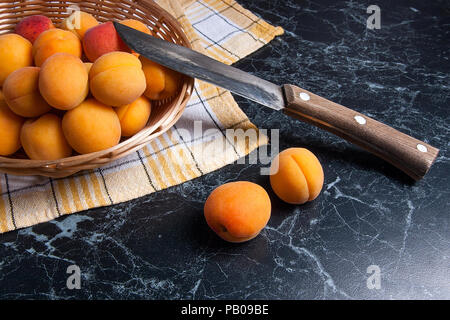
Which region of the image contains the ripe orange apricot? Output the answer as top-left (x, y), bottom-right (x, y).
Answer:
top-left (269, 148), bottom-right (324, 204)
top-left (20, 113), bottom-right (72, 160)
top-left (0, 34), bottom-right (33, 86)
top-left (15, 15), bottom-right (55, 44)
top-left (0, 91), bottom-right (25, 156)
top-left (82, 21), bottom-right (130, 62)
top-left (2, 67), bottom-right (51, 117)
top-left (61, 11), bottom-right (98, 39)
top-left (140, 56), bottom-right (181, 100)
top-left (89, 51), bottom-right (146, 106)
top-left (120, 19), bottom-right (151, 35)
top-left (204, 181), bottom-right (271, 243)
top-left (62, 98), bottom-right (121, 154)
top-left (115, 96), bottom-right (151, 137)
top-left (120, 19), bottom-right (152, 57)
top-left (32, 28), bottom-right (82, 66)
top-left (39, 53), bottom-right (89, 110)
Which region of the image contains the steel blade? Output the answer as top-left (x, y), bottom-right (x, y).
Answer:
top-left (114, 22), bottom-right (285, 110)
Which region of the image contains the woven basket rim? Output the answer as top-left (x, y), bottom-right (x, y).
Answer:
top-left (0, 0), bottom-right (195, 177)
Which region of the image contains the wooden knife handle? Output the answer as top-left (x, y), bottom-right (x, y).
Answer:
top-left (283, 84), bottom-right (439, 180)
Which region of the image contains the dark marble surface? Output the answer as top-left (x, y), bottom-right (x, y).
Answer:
top-left (0, 0), bottom-right (449, 300)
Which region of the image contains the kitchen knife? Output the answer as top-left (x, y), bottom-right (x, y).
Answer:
top-left (113, 22), bottom-right (439, 181)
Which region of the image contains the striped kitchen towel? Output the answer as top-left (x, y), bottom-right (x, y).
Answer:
top-left (0, 0), bottom-right (284, 233)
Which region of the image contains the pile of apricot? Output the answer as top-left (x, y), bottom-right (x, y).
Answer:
top-left (204, 148), bottom-right (324, 243)
top-left (0, 12), bottom-right (181, 160)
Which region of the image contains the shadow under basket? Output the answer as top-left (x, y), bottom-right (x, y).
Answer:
top-left (0, 0), bottom-right (195, 178)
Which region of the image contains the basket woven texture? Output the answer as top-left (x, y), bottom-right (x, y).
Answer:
top-left (0, 0), bottom-right (194, 178)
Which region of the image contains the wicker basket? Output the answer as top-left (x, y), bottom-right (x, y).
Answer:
top-left (0, 0), bottom-right (194, 178)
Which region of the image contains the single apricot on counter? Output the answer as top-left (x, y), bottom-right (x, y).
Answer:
top-left (89, 51), bottom-right (146, 106)
top-left (82, 21), bottom-right (130, 62)
top-left (2, 67), bottom-right (51, 117)
top-left (204, 181), bottom-right (271, 243)
top-left (0, 34), bottom-right (33, 86)
top-left (39, 53), bottom-right (89, 110)
top-left (32, 28), bottom-right (82, 66)
top-left (61, 11), bottom-right (98, 39)
top-left (269, 148), bottom-right (324, 204)
top-left (140, 56), bottom-right (181, 100)
top-left (62, 98), bottom-right (121, 154)
top-left (115, 96), bottom-right (151, 137)
top-left (20, 113), bottom-right (72, 160)
top-left (15, 15), bottom-right (55, 44)
top-left (0, 91), bottom-right (25, 156)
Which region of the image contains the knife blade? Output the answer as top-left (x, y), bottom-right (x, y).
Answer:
top-left (113, 22), bottom-right (439, 180)
top-left (114, 22), bottom-right (284, 111)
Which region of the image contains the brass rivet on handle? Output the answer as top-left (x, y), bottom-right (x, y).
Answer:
top-left (416, 144), bottom-right (428, 153)
top-left (299, 92), bottom-right (310, 101)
